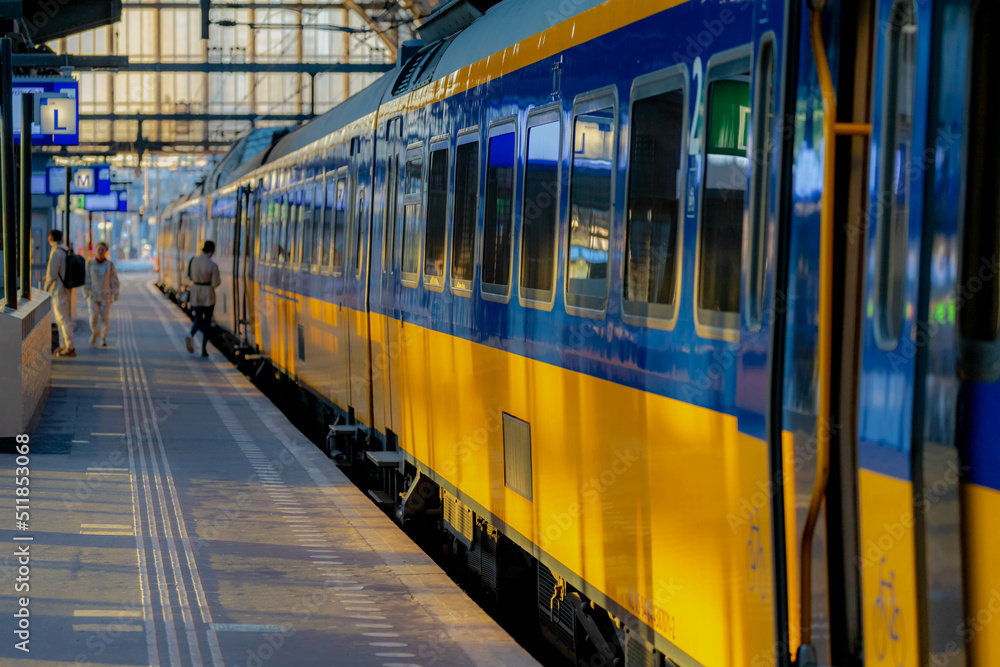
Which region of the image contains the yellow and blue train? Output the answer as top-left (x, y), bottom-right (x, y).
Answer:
top-left (157, 0), bottom-right (998, 665)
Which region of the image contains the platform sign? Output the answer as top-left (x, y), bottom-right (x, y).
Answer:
top-left (45, 165), bottom-right (112, 196)
top-left (117, 190), bottom-right (127, 212)
top-left (83, 193), bottom-right (118, 211)
top-left (30, 173), bottom-right (45, 195)
top-left (12, 77), bottom-right (79, 146)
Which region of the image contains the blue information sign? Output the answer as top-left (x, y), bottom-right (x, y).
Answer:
top-left (81, 190), bottom-right (127, 212)
top-left (13, 77), bottom-right (79, 146)
top-left (46, 166), bottom-right (112, 196)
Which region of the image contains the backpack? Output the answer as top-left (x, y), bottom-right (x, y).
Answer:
top-left (60, 248), bottom-right (87, 289)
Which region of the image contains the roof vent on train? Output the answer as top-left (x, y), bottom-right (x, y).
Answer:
top-left (392, 38), bottom-right (452, 96)
top-left (416, 0), bottom-right (483, 43)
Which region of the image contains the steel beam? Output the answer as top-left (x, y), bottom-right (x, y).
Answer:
top-left (13, 54), bottom-right (130, 70)
top-left (124, 62), bottom-right (393, 74)
top-left (81, 113), bottom-right (311, 122)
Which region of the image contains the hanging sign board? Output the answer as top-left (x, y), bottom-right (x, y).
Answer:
top-left (12, 77), bottom-right (79, 146)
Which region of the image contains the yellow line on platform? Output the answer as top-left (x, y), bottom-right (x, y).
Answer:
top-left (87, 468), bottom-right (129, 472)
top-left (73, 623), bottom-right (144, 632)
top-left (91, 432), bottom-right (126, 437)
top-left (80, 531), bottom-right (133, 536)
top-left (81, 524), bottom-right (133, 530)
top-left (93, 404), bottom-right (123, 409)
top-left (74, 610), bottom-right (144, 618)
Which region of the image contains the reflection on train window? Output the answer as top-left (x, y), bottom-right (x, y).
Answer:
top-left (424, 146), bottom-right (449, 281)
top-left (482, 129), bottom-right (515, 295)
top-left (451, 139), bottom-right (479, 288)
top-left (625, 83), bottom-right (684, 320)
top-left (333, 177), bottom-right (347, 273)
top-left (401, 149), bottom-right (424, 280)
top-left (520, 117), bottom-right (560, 300)
top-left (697, 75), bottom-right (750, 332)
top-left (961, 0), bottom-right (1000, 343)
top-left (354, 184), bottom-right (366, 279)
top-left (567, 101), bottom-right (615, 311)
top-left (875, 0), bottom-right (916, 349)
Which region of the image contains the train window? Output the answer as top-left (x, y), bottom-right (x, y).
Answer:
top-left (747, 38), bottom-right (776, 331)
top-left (624, 70), bottom-right (686, 324)
top-left (482, 122), bottom-right (516, 297)
top-left (696, 65), bottom-right (751, 337)
top-left (354, 183), bottom-right (366, 279)
top-left (520, 110), bottom-right (561, 303)
top-left (401, 146), bottom-right (424, 283)
top-left (333, 174), bottom-right (347, 274)
top-left (566, 90), bottom-right (617, 312)
top-left (874, 0), bottom-right (917, 349)
top-left (424, 142), bottom-right (449, 286)
top-left (957, 1), bottom-right (1000, 380)
top-left (451, 133), bottom-right (479, 292)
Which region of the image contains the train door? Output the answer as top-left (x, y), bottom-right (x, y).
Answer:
top-left (373, 117), bottom-right (402, 445)
top-left (242, 184), bottom-right (259, 350)
top-left (850, 0), bottom-right (967, 666)
top-left (175, 212), bottom-right (187, 292)
top-left (345, 136), bottom-right (374, 429)
top-left (231, 187), bottom-right (244, 334)
top-left (950, 1), bottom-right (999, 663)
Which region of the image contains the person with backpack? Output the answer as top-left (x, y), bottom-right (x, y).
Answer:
top-left (44, 229), bottom-right (84, 357)
top-left (84, 241), bottom-right (119, 347)
top-left (186, 240), bottom-right (221, 357)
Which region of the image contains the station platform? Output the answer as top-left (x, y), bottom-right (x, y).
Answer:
top-left (0, 273), bottom-right (538, 667)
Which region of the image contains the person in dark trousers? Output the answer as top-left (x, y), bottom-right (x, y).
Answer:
top-left (185, 240), bottom-right (221, 357)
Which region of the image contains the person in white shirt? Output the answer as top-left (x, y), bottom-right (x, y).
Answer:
top-left (44, 229), bottom-right (75, 357)
top-left (186, 240), bottom-right (221, 357)
top-left (84, 241), bottom-right (120, 347)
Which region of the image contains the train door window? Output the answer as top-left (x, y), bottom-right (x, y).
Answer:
top-left (354, 183), bottom-right (366, 280)
top-left (333, 172), bottom-right (347, 275)
top-left (401, 145), bottom-right (424, 284)
top-left (623, 68), bottom-right (687, 326)
top-left (293, 187), bottom-right (305, 267)
top-left (302, 179), bottom-right (315, 268)
top-left (873, 0), bottom-right (917, 350)
top-left (313, 177), bottom-right (326, 268)
top-left (745, 38), bottom-right (776, 332)
top-left (450, 131), bottom-right (479, 293)
top-left (520, 108), bottom-right (561, 304)
top-left (424, 140), bottom-right (449, 287)
top-left (384, 154), bottom-right (395, 273)
top-left (566, 89), bottom-right (617, 313)
top-left (481, 120), bottom-right (516, 298)
top-left (280, 191), bottom-right (291, 265)
top-left (695, 56), bottom-right (751, 339)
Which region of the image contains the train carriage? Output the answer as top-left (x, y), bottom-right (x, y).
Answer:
top-left (156, 1), bottom-right (998, 665)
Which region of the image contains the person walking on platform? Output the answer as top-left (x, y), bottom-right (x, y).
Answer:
top-left (84, 241), bottom-right (120, 347)
top-left (44, 229), bottom-right (76, 358)
top-left (186, 240), bottom-right (221, 358)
